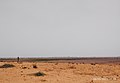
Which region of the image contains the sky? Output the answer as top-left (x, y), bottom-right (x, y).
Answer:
top-left (0, 0), bottom-right (120, 57)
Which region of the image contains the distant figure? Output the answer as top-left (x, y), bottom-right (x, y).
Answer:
top-left (17, 57), bottom-right (20, 63)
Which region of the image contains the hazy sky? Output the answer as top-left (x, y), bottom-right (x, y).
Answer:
top-left (0, 0), bottom-right (120, 57)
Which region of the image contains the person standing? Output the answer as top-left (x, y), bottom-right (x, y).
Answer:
top-left (17, 57), bottom-right (19, 63)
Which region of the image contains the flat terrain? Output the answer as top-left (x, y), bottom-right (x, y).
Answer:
top-left (0, 58), bottom-right (120, 83)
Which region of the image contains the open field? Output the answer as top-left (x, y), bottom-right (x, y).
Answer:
top-left (0, 57), bottom-right (120, 83)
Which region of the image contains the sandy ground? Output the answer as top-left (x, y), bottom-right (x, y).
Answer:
top-left (0, 62), bottom-right (120, 83)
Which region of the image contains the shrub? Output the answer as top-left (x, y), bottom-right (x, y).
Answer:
top-left (22, 66), bottom-right (27, 69)
top-left (33, 72), bottom-right (45, 76)
top-left (0, 64), bottom-right (15, 68)
top-left (33, 65), bottom-right (37, 68)
top-left (91, 63), bottom-right (96, 65)
top-left (69, 66), bottom-right (76, 69)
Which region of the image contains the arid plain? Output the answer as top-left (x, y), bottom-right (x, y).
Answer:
top-left (0, 58), bottom-right (120, 83)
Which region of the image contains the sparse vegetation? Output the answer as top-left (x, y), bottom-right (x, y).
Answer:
top-left (0, 64), bottom-right (15, 68)
top-left (22, 66), bottom-right (27, 69)
top-left (91, 63), bottom-right (96, 65)
top-left (69, 66), bottom-right (76, 69)
top-left (33, 64), bottom-right (37, 68)
top-left (33, 72), bottom-right (46, 76)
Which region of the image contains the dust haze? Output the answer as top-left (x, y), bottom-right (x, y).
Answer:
top-left (0, 0), bottom-right (120, 57)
